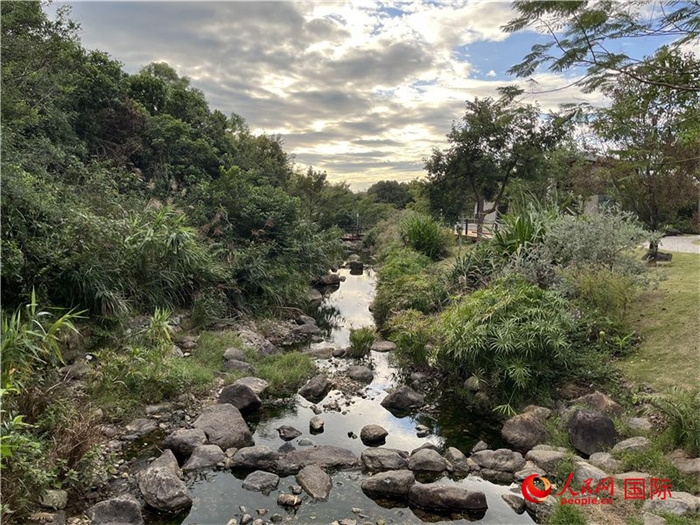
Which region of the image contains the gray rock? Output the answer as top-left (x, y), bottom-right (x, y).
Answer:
top-left (309, 416), bottom-right (324, 433)
top-left (643, 491), bottom-right (700, 516)
top-left (525, 449), bottom-right (566, 473)
top-left (307, 289), bottom-right (323, 306)
top-left (361, 448), bottom-right (409, 471)
top-left (371, 340), bottom-right (396, 352)
top-left (568, 409), bottom-right (616, 455)
top-left (163, 428), bottom-right (207, 459)
top-left (642, 512), bottom-right (667, 525)
top-left (298, 438), bottom-right (315, 447)
top-left (218, 384), bottom-right (262, 415)
top-left (182, 444), bottom-right (225, 472)
top-left (471, 440), bottom-right (489, 453)
top-left (145, 402), bottom-right (174, 416)
top-left (380, 386), bottom-right (425, 412)
top-left (523, 405), bottom-right (552, 419)
top-left (224, 347), bottom-right (247, 361)
top-left (361, 470), bottom-right (415, 498)
top-left (348, 365), bottom-right (373, 383)
top-left (137, 451), bottom-right (192, 513)
top-left (126, 418), bottom-right (157, 436)
top-left (223, 359), bottom-right (254, 373)
top-left (305, 347), bottom-right (333, 359)
top-left (671, 456), bottom-right (700, 478)
top-left (298, 375), bottom-right (331, 402)
top-left (40, 490), bottom-right (68, 510)
top-left (331, 347), bottom-right (346, 358)
top-left (277, 425), bottom-right (302, 441)
top-left (232, 446), bottom-right (280, 470)
top-left (293, 323), bottom-right (322, 337)
top-left (589, 452), bottom-right (622, 472)
top-left (480, 469), bottom-right (514, 483)
top-left (627, 417), bottom-right (653, 433)
top-left (278, 442), bottom-right (295, 454)
top-left (277, 494), bottom-right (302, 507)
top-left (573, 461), bottom-right (608, 485)
top-left (415, 424), bottom-right (430, 437)
top-left (242, 470), bottom-right (280, 494)
top-left (613, 471), bottom-right (651, 484)
top-left (515, 467), bottom-right (542, 483)
top-left (88, 495), bottom-right (144, 525)
top-left (408, 484), bottom-right (487, 512)
top-left (464, 376), bottom-right (480, 392)
top-left (571, 391), bottom-right (623, 417)
top-left (444, 447), bottom-right (471, 476)
top-left (524, 495), bottom-right (556, 522)
top-left (278, 445), bottom-right (358, 475)
top-left (471, 449), bottom-right (526, 473)
top-left (193, 404), bottom-right (254, 450)
top-left (407, 448), bottom-right (447, 473)
top-left (502, 493), bottom-right (525, 514)
top-left (613, 436), bottom-right (651, 453)
top-left (501, 412), bottom-right (547, 452)
top-left (360, 424), bottom-right (388, 446)
top-left (234, 377), bottom-right (269, 396)
top-left (296, 465), bottom-right (332, 500)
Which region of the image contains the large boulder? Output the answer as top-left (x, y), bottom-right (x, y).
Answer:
top-left (298, 375), bottom-right (331, 402)
top-left (348, 365), bottom-right (373, 383)
top-left (234, 377), bottom-right (269, 396)
top-left (88, 495), bottom-right (144, 525)
top-left (408, 484), bottom-right (487, 513)
top-left (278, 445), bottom-right (359, 475)
top-left (643, 491), bottom-right (700, 516)
top-left (568, 409), bottom-right (616, 455)
top-left (242, 470), bottom-right (280, 494)
top-left (501, 412), bottom-right (547, 452)
top-left (223, 347), bottom-right (246, 361)
top-left (444, 447), bottom-right (471, 477)
top-left (163, 428), bottom-right (207, 460)
top-left (182, 444), bottom-right (225, 472)
top-left (360, 424), bottom-right (388, 446)
top-left (407, 448), bottom-right (447, 473)
top-left (137, 450), bottom-right (192, 513)
top-left (231, 446), bottom-right (279, 471)
top-left (371, 340), bottom-right (397, 352)
top-left (589, 452), bottom-right (622, 472)
top-left (573, 461), bottom-right (608, 485)
top-left (193, 404), bottom-right (254, 450)
top-left (572, 391), bottom-right (623, 417)
top-left (380, 386), bottom-right (425, 412)
top-left (525, 449), bottom-right (566, 473)
top-left (361, 470), bottom-right (415, 499)
top-left (471, 449), bottom-right (526, 473)
top-left (361, 448), bottom-right (409, 471)
top-left (296, 465), bottom-right (332, 500)
top-left (222, 359), bottom-right (254, 373)
top-left (218, 383), bottom-right (262, 415)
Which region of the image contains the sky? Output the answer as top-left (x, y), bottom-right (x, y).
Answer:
top-left (48, 1), bottom-right (670, 189)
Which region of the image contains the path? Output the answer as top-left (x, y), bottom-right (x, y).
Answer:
top-left (659, 234), bottom-right (700, 254)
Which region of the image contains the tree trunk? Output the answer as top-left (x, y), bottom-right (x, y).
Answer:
top-left (476, 198), bottom-right (485, 241)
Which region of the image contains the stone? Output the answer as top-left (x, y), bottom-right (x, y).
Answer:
top-left (572, 391), bottom-right (623, 417)
top-left (40, 490), bottom-right (68, 510)
top-left (589, 452), bottom-right (622, 472)
top-left (573, 461), bottom-right (608, 485)
top-left (296, 465), bottom-right (332, 500)
top-left (407, 448), bottom-right (447, 473)
top-left (276, 494), bottom-right (302, 507)
top-left (471, 449), bottom-right (526, 473)
top-left (88, 495), bottom-right (144, 525)
top-left (232, 446), bottom-right (279, 470)
top-left (293, 323), bottom-right (322, 337)
top-left (480, 469), bottom-right (514, 483)
top-left (145, 402), bottom-right (174, 416)
top-left (642, 513), bottom-right (667, 525)
top-left (137, 451), bottom-right (192, 513)
top-left (502, 493), bottom-right (526, 514)
top-left (361, 470), bottom-right (415, 499)
top-left (471, 440), bottom-right (489, 453)
top-left (348, 365), bottom-right (373, 383)
top-left (307, 289), bottom-right (323, 306)
top-left (671, 457), bottom-right (700, 478)
top-left (298, 375), bottom-right (331, 402)
top-left (444, 447), bottom-right (471, 476)
top-left (258, 340), bottom-right (278, 356)
top-left (182, 444), bottom-right (225, 472)
top-left (568, 409), bottom-right (616, 455)
top-left (319, 273), bottom-right (341, 285)
top-left (464, 376), bottom-right (480, 392)
top-left (627, 417), bottom-right (653, 433)
top-left (277, 426), bottom-right (302, 441)
top-left (501, 412), bottom-right (547, 452)
top-left (332, 347), bottom-right (346, 358)
top-left (278, 445), bottom-right (359, 475)
top-left (371, 340), bottom-right (396, 352)
top-left (218, 384), bottom-right (262, 415)
top-left (126, 418), bottom-right (157, 435)
top-left (523, 405), bottom-right (552, 419)
top-left (193, 404), bottom-right (254, 450)
top-left (380, 386), bottom-right (425, 412)
top-left (613, 471), bottom-right (651, 484)
top-left (224, 347), bottom-right (246, 361)
top-left (525, 449), bottom-right (566, 473)
top-left (613, 436), bottom-right (652, 453)
top-left (309, 416), bottom-right (324, 433)
top-left (242, 470), bottom-right (280, 494)
top-left (643, 491), bottom-right (700, 516)
top-left (416, 425), bottom-right (430, 437)
top-left (223, 359), bottom-right (254, 373)
top-left (234, 377), bottom-right (269, 396)
top-left (298, 438), bottom-right (315, 446)
top-left (361, 448), bottom-right (409, 471)
top-left (163, 428), bottom-right (207, 459)
top-left (360, 425), bottom-right (388, 446)
top-left (306, 347), bottom-right (333, 359)
top-left (524, 495), bottom-right (556, 522)
top-left (347, 260), bottom-right (364, 272)
top-left (408, 484), bottom-right (488, 513)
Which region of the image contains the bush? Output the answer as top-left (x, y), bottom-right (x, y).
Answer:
top-left (640, 388), bottom-right (700, 457)
top-left (386, 310), bottom-right (433, 367)
top-left (446, 242), bottom-right (500, 294)
top-left (492, 205), bottom-right (555, 257)
top-left (254, 352), bottom-right (316, 395)
top-left (347, 327), bottom-right (375, 358)
top-left (558, 267), bottom-right (640, 322)
top-left (398, 212), bottom-right (452, 260)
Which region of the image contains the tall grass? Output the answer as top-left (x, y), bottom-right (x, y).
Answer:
top-left (640, 388), bottom-right (700, 456)
top-left (398, 212), bottom-right (452, 260)
top-left (347, 327), bottom-right (375, 358)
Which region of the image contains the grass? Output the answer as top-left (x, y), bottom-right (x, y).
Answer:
top-left (347, 327), bottom-right (375, 358)
top-left (253, 352), bottom-right (315, 396)
top-left (619, 253), bottom-right (700, 390)
top-left (546, 502), bottom-right (587, 525)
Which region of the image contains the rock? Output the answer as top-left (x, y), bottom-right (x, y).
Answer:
top-left (218, 384), bottom-right (262, 415)
top-left (278, 442), bottom-right (295, 454)
top-left (671, 457), bottom-right (700, 478)
top-left (643, 491), bottom-right (700, 516)
top-left (361, 470), bottom-right (415, 499)
top-left (360, 425), bottom-right (388, 446)
top-left (380, 386), bottom-right (425, 412)
top-left (40, 490), bottom-right (68, 510)
top-left (525, 449), bottom-right (566, 473)
top-left (471, 440), bottom-right (489, 453)
top-left (277, 494), bottom-right (302, 507)
top-left (277, 426), bottom-right (302, 441)
top-left (126, 418), bottom-right (157, 436)
top-left (415, 425), bottom-right (430, 437)
top-left (523, 405), bottom-right (552, 419)
top-left (232, 446), bottom-right (279, 470)
top-left (234, 377), bottom-right (269, 396)
top-left (480, 469), bottom-right (514, 483)
top-left (163, 428), bottom-right (207, 459)
top-left (411, 443), bottom-right (442, 455)
top-left (613, 436), bottom-right (651, 453)
top-left (298, 438), bottom-right (315, 446)
top-left (309, 416), bottom-right (324, 433)
top-left (408, 449), bottom-right (447, 473)
top-left (361, 448), bottom-right (409, 471)
top-left (88, 495), bottom-right (144, 525)
top-left (258, 339), bottom-right (279, 356)
top-left (145, 402), bottom-right (174, 416)
top-left (332, 347), bottom-right (346, 358)
top-left (224, 347), bottom-right (247, 361)
top-left (293, 323), bottom-right (322, 337)
top-left (501, 412), bottom-right (547, 452)
top-left (568, 409), bottom-right (616, 455)
top-left (319, 273), bottom-right (341, 286)
top-left (137, 451), bottom-right (192, 513)
top-left (471, 449), bottom-right (526, 473)
top-left (347, 260), bottom-right (364, 272)
top-left (296, 465), bottom-right (332, 500)
top-left (408, 484), bottom-right (487, 512)
top-left (307, 289), bottom-right (323, 305)
top-left (572, 391), bottom-right (623, 417)
top-left (573, 461), bottom-right (608, 485)
top-left (589, 452), bottom-right (622, 472)
top-left (242, 470), bottom-right (280, 494)
top-left (182, 444), bottom-right (225, 472)
top-left (371, 340), bottom-right (396, 352)
top-left (444, 447), bottom-right (471, 476)
top-left (514, 467), bottom-right (541, 483)
top-left (613, 471), bottom-right (651, 484)
top-left (223, 359), bottom-right (255, 373)
top-left (524, 495), bottom-right (556, 522)
top-left (306, 347), bottom-right (333, 359)
top-left (278, 446), bottom-right (359, 475)
top-left (642, 513), bottom-right (667, 525)
top-left (464, 376), bottom-right (480, 392)
top-left (348, 365), bottom-right (373, 383)
top-left (193, 404), bottom-right (254, 450)
top-left (502, 493), bottom-right (526, 514)
top-left (298, 375), bottom-right (331, 402)
top-left (627, 417), bottom-right (653, 433)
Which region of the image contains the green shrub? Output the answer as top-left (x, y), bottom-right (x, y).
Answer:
top-left (254, 352), bottom-right (316, 396)
top-left (614, 444), bottom-right (699, 494)
top-left (398, 212), bottom-right (452, 260)
top-left (492, 206), bottom-right (554, 257)
top-left (545, 501), bottom-right (586, 525)
top-left (347, 327), bottom-right (375, 358)
top-left (386, 310), bottom-right (433, 367)
top-left (446, 242), bottom-right (499, 294)
top-left (640, 388), bottom-right (700, 457)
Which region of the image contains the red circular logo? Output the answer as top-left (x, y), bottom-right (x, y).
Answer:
top-left (521, 474), bottom-right (552, 503)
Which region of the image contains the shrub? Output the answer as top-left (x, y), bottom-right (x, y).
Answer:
top-left (640, 388), bottom-right (700, 457)
top-left (546, 501), bottom-right (586, 525)
top-left (386, 310), bottom-right (433, 367)
top-left (446, 242), bottom-right (500, 294)
top-left (398, 212), bottom-right (452, 260)
top-left (492, 205), bottom-right (555, 257)
top-left (347, 327), bottom-right (375, 358)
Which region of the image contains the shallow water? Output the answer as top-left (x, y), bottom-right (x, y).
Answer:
top-left (180, 268), bottom-right (534, 525)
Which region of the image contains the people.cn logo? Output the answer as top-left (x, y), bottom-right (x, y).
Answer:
top-left (522, 474), bottom-right (552, 503)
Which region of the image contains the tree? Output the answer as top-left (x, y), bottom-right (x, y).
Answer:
top-left (425, 96), bottom-right (569, 238)
top-left (367, 180), bottom-right (412, 208)
top-left (504, 0), bottom-right (700, 94)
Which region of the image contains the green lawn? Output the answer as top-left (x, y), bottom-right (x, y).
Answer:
top-left (619, 253), bottom-right (700, 390)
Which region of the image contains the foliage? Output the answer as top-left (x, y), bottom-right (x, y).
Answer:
top-left (253, 352), bottom-right (315, 396)
top-left (614, 442), bottom-right (698, 494)
top-left (640, 388), bottom-right (700, 457)
top-left (546, 501), bottom-right (586, 525)
top-left (386, 310), bottom-right (433, 367)
top-left (146, 307), bottom-right (173, 350)
top-left (492, 205), bottom-right (556, 257)
top-left (367, 180), bottom-right (413, 208)
top-left (398, 212), bottom-right (452, 260)
top-left (347, 327), bottom-right (375, 358)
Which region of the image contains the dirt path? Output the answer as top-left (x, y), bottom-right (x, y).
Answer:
top-left (659, 234), bottom-right (700, 253)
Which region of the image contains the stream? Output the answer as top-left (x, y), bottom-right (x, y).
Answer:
top-left (180, 267), bottom-right (535, 525)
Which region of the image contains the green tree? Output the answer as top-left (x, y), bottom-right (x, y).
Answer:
top-left (367, 180), bottom-right (412, 208)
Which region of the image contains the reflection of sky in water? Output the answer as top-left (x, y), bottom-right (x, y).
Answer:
top-left (180, 269), bottom-right (533, 525)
